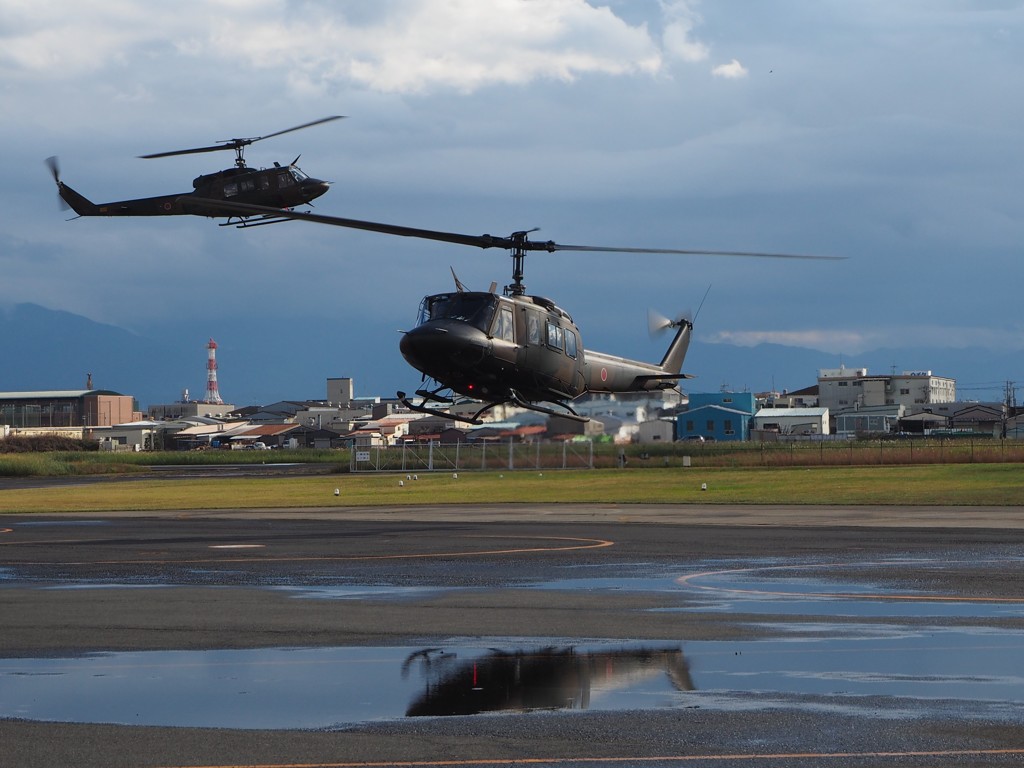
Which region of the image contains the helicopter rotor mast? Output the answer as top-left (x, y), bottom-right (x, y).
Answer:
top-left (138, 116), bottom-right (345, 169)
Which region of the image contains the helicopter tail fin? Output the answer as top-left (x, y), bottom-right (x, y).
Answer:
top-left (57, 182), bottom-right (100, 216)
top-left (657, 316), bottom-right (694, 375)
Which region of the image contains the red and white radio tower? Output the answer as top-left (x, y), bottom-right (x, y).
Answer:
top-left (205, 338), bottom-right (223, 404)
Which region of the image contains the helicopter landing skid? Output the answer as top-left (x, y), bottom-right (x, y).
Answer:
top-left (222, 214), bottom-right (297, 228)
top-left (397, 389), bottom-right (588, 426)
top-left (397, 391), bottom-right (485, 425)
top-left (507, 391), bottom-right (588, 423)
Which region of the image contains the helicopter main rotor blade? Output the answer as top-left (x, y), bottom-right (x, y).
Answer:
top-left (139, 143), bottom-right (240, 159)
top-left (183, 198), bottom-right (525, 249)
top-left (549, 243), bottom-right (843, 260)
top-left (139, 116), bottom-right (345, 160)
top-left (183, 198), bottom-right (843, 260)
top-left (253, 115), bottom-right (345, 143)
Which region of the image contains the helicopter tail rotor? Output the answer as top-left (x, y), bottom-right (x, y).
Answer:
top-left (45, 155), bottom-right (60, 183)
top-left (648, 308), bottom-right (691, 338)
top-left (45, 156), bottom-right (71, 211)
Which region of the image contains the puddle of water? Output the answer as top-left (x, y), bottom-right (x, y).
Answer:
top-left (527, 575), bottom-right (686, 593)
top-left (12, 520), bottom-right (110, 527)
top-left (688, 629), bottom-right (1024, 705)
top-left (270, 585), bottom-right (446, 600)
top-left (0, 643), bottom-right (687, 729)
top-left (2, 630), bottom-right (1023, 730)
top-left (530, 570), bottom-right (1024, 620)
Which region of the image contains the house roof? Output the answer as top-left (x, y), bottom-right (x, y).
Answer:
top-left (684, 404), bottom-right (754, 418)
top-left (171, 421), bottom-right (249, 437)
top-left (754, 407), bottom-right (829, 418)
top-left (0, 389), bottom-right (123, 399)
top-left (236, 424), bottom-right (301, 438)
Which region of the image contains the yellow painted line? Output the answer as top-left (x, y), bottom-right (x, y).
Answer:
top-left (155, 747), bottom-right (1024, 767)
top-left (678, 560), bottom-right (1024, 603)
top-left (8, 535), bottom-right (613, 567)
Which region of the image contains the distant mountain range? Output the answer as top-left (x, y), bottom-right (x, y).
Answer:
top-left (1, 303), bottom-right (1016, 409)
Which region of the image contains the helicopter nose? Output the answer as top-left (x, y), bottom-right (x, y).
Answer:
top-left (304, 178), bottom-right (331, 200)
top-left (400, 320), bottom-right (490, 375)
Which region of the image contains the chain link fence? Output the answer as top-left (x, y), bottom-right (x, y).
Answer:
top-left (350, 440), bottom-right (594, 472)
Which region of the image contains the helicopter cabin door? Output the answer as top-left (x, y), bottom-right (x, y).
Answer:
top-left (519, 306), bottom-right (582, 399)
top-left (489, 300), bottom-right (517, 365)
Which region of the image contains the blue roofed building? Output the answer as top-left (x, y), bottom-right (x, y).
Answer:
top-left (676, 392), bottom-right (756, 442)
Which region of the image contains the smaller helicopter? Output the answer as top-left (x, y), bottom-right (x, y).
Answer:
top-left (46, 116), bottom-right (342, 227)
top-left (182, 197), bottom-right (842, 423)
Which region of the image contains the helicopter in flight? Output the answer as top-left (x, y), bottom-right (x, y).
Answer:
top-left (183, 197), bottom-right (840, 423)
top-left (45, 116), bottom-right (342, 227)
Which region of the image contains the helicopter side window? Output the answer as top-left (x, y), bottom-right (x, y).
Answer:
top-left (277, 172), bottom-right (295, 189)
top-left (565, 329), bottom-right (578, 359)
top-left (240, 179), bottom-right (256, 193)
top-left (223, 182), bottom-right (239, 198)
top-left (546, 322), bottom-right (564, 352)
top-left (493, 306), bottom-right (514, 342)
top-left (260, 176), bottom-right (271, 191)
top-left (527, 313), bottom-right (541, 346)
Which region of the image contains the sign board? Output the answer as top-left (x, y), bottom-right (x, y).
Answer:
top-left (356, 451), bottom-right (370, 462)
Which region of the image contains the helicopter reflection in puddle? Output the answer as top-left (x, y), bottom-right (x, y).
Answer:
top-left (401, 645), bottom-right (693, 717)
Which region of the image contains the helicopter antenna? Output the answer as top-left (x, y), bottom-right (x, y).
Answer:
top-left (693, 285), bottom-right (712, 323)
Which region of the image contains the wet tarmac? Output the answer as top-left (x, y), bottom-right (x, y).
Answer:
top-left (2, 508), bottom-right (1024, 767)
top-left (3, 626), bottom-right (1024, 730)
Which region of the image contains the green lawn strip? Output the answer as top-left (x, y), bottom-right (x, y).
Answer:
top-left (2, 464), bottom-right (1023, 513)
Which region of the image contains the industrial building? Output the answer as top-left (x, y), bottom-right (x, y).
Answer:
top-left (817, 367), bottom-right (956, 411)
top-left (0, 390), bottom-right (138, 431)
top-left (752, 407), bottom-right (830, 436)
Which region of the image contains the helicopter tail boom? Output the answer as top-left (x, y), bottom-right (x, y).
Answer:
top-left (583, 317), bottom-right (693, 393)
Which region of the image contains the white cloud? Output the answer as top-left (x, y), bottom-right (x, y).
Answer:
top-left (710, 329), bottom-right (872, 353)
top-left (660, 0), bottom-right (709, 62)
top-left (710, 325), bottom-right (1024, 353)
top-left (1, 1), bottom-right (667, 94)
top-left (711, 58), bottom-right (748, 79)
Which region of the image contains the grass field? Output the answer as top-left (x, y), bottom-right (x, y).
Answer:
top-left (2, 463), bottom-right (1024, 513)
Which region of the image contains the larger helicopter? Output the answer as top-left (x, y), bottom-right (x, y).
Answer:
top-left (46, 116), bottom-right (342, 227)
top-left (184, 197), bottom-right (841, 423)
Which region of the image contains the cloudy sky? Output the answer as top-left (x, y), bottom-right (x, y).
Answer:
top-left (3, 1), bottom-right (1022, 399)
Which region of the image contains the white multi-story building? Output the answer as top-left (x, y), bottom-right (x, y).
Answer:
top-left (817, 367), bottom-right (955, 412)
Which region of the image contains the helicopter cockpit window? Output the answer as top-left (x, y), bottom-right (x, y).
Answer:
top-left (223, 182), bottom-right (239, 198)
top-left (493, 305), bottom-right (514, 342)
top-left (565, 329), bottom-right (578, 358)
top-left (290, 168), bottom-right (308, 183)
top-left (546, 322), bottom-right (564, 351)
top-left (277, 172), bottom-right (295, 189)
top-left (424, 294), bottom-right (496, 332)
